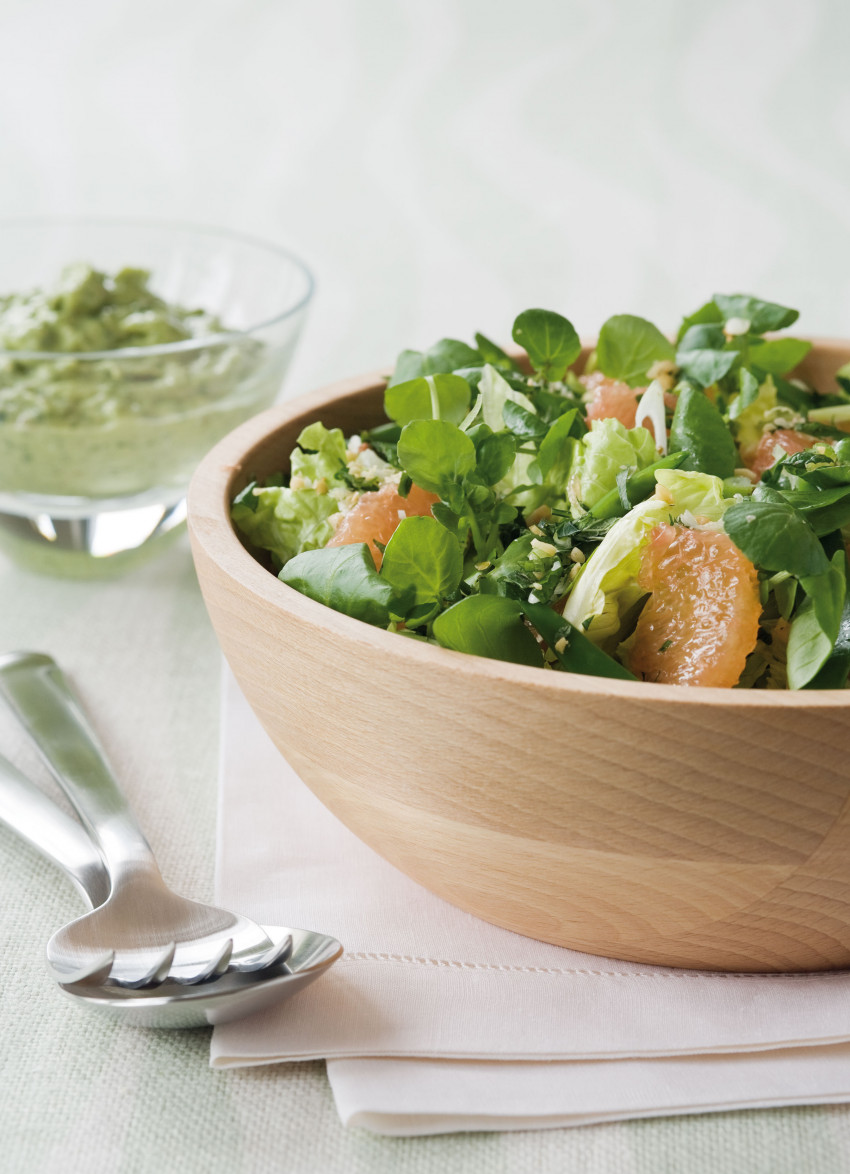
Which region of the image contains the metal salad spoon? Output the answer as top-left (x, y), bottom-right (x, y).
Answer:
top-left (0, 651), bottom-right (302, 987)
top-left (0, 748), bottom-right (342, 1027)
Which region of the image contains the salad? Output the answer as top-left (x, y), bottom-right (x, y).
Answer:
top-left (232, 294), bottom-right (850, 690)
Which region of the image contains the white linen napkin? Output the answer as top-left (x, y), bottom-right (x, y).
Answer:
top-left (211, 668), bottom-right (850, 1132)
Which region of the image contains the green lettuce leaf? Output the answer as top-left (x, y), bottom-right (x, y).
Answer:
top-left (290, 422), bottom-right (349, 485)
top-left (576, 418), bottom-right (657, 509)
top-left (232, 422), bottom-right (361, 566)
top-left (231, 483), bottom-right (340, 566)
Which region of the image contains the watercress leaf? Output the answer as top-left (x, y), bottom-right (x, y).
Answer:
top-left (776, 483), bottom-right (850, 536)
top-left (713, 293), bottom-right (799, 334)
top-left (677, 347), bottom-right (739, 389)
top-left (451, 365), bottom-right (487, 393)
top-left (679, 323), bottom-right (727, 351)
top-left (676, 299), bottom-right (723, 343)
top-left (596, 314), bottom-right (675, 387)
top-left (474, 332), bottom-right (521, 372)
top-left (485, 532), bottom-right (537, 596)
top-left (525, 386), bottom-right (585, 425)
top-left (786, 596), bottom-right (834, 689)
top-left (361, 421), bottom-right (402, 465)
top-left (738, 367), bottom-right (760, 409)
top-left (676, 325), bottom-right (738, 387)
top-left (233, 480), bottom-right (260, 513)
top-left (531, 410), bottom-right (580, 485)
top-left (385, 373), bottom-right (471, 426)
top-left (804, 555), bottom-right (850, 688)
top-left (388, 339), bottom-right (481, 386)
top-left (751, 481), bottom-right (788, 504)
top-left (668, 384), bottom-right (738, 478)
top-left (465, 482), bottom-right (496, 509)
top-left (431, 502), bottom-right (460, 532)
top-left (279, 544), bottom-right (401, 627)
top-left (748, 337), bottom-right (812, 375)
top-left (475, 430), bottom-right (518, 486)
top-left (723, 499), bottom-right (830, 578)
top-left (520, 601), bottom-right (637, 680)
top-left (803, 558), bottom-right (846, 641)
top-left (787, 553), bottom-right (846, 688)
top-left (444, 481), bottom-right (467, 514)
top-left (502, 400), bottom-right (548, 441)
top-left (426, 338), bottom-right (482, 371)
top-left (389, 350), bottom-right (427, 387)
top-left (381, 516), bottom-right (463, 620)
top-left (774, 575), bottom-right (798, 620)
top-left (511, 309), bottom-right (581, 381)
top-left (397, 419), bottom-right (476, 495)
top-left (465, 364), bottom-right (537, 433)
top-left (432, 595), bottom-right (543, 666)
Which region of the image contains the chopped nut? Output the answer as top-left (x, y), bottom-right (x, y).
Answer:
top-left (724, 316), bottom-right (751, 337)
top-left (646, 359), bottom-right (677, 392)
top-left (569, 548), bottom-right (585, 564)
top-left (526, 505), bottom-right (552, 527)
top-left (314, 477), bottom-right (328, 495)
top-left (290, 475), bottom-right (307, 491)
top-left (530, 538), bottom-right (557, 558)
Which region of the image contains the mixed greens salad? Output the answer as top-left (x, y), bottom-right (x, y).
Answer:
top-left (232, 294), bottom-right (850, 689)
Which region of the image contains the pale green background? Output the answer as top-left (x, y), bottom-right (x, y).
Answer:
top-left (3, 0), bottom-right (850, 1170)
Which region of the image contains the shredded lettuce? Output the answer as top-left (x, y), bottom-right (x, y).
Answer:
top-left (574, 418), bottom-right (657, 508)
top-left (231, 483), bottom-right (340, 566)
top-left (290, 422), bottom-right (349, 484)
top-left (231, 423), bottom-right (355, 566)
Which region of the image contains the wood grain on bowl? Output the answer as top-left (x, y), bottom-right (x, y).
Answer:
top-left (188, 341), bottom-right (850, 973)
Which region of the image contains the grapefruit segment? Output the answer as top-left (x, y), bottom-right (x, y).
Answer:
top-left (582, 372), bottom-right (643, 429)
top-left (327, 481), bottom-right (439, 569)
top-left (628, 523), bottom-right (761, 687)
top-left (746, 428), bottom-right (819, 480)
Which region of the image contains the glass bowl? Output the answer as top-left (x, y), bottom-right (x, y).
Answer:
top-left (0, 218), bottom-right (313, 576)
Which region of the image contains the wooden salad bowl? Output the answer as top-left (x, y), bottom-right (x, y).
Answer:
top-left (188, 340), bottom-right (850, 973)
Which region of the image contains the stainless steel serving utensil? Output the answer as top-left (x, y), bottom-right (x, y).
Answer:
top-left (0, 651), bottom-right (292, 987)
top-left (0, 746), bottom-right (342, 1027)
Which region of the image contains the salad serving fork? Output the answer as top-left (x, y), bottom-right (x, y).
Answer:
top-left (0, 748), bottom-right (342, 1027)
top-left (0, 651), bottom-right (292, 988)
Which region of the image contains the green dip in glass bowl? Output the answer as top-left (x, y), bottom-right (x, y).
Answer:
top-left (0, 219), bottom-right (313, 575)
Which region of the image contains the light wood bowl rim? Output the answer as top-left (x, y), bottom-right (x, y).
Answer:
top-left (188, 338), bottom-right (850, 711)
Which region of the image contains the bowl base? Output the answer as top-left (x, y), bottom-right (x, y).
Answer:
top-left (0, 495), bottom-right (187, 578)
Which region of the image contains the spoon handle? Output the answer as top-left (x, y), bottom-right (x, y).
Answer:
top-left (0, 651), bottom-right (161, 889)
top-left (0, 751), bottom-right (105, 909)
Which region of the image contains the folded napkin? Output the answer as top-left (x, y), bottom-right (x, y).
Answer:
top-left (212, 668), bottom-right (850, 1132)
